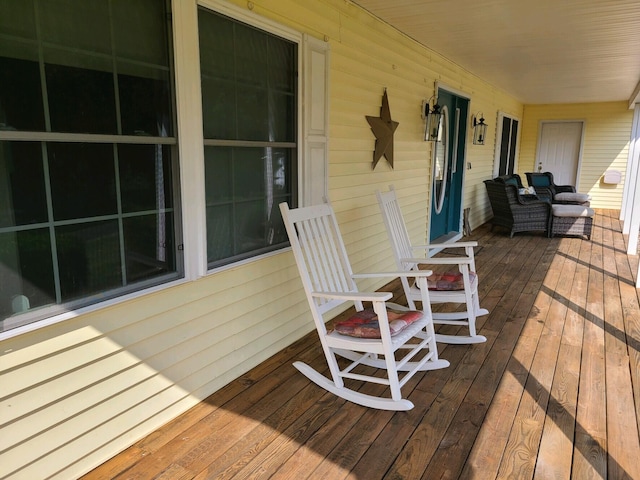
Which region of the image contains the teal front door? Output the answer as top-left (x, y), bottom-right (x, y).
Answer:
top-left (430, 89), bottom-right (469, 242)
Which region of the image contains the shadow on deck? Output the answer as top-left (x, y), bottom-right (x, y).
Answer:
top-left (83, 209), bottom-right (640, 480)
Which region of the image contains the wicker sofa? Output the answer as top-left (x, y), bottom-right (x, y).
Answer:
top-left (484, 175), bottom-right (552, 238)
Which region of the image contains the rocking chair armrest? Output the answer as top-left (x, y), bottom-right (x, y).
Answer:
top-left (351, 270), bottom-right (434, 280)
top-left (399, 256), bottom-right (473, 265)
top-left (312, 291), bottom-right (393, 302)
top-left (411, 241), bottom-right (478, 251)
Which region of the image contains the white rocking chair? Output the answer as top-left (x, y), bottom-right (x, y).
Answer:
top-left (280, 201), bottom-right (449, 411)
top-left (376, 186), bottom-right (488, 344)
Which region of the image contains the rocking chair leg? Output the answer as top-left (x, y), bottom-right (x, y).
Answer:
top-left (435, 333), bottom-right (487, 344)
top-left (431, 306), bottom-right (488, 344)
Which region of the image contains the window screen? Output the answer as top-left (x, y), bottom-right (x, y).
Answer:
top-left (198, 8), bottom-right (297, 268)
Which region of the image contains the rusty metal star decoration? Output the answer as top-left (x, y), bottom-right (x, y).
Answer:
top-left (366, 89), bottom-right (399, 169)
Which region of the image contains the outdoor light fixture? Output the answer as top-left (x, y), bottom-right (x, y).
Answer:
top-left (423, 97), bottom-right (442, 141)
top-left (472, 113), bottom-right (488, 145)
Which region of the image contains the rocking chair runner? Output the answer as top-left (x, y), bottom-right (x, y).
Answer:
top-left (376, 186), bottom-right (488, 345)
top-left (280, 201), bottom-right (449, 411)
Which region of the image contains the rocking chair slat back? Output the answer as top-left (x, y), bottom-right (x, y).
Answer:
top-left (283, 203), bottom-right (358, 315)
top-left (378, 188), bottom-right (420, 270)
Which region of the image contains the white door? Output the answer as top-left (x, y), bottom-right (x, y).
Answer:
top-left (537, 121), bottom-right (583, 186)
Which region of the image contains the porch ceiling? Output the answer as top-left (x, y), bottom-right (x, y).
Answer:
top-left (352, 0), bottom-right (640, 106)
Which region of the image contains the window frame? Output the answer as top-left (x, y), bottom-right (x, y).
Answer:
top-left (0, 0), bottom-right (184, 338)
top-left (197, 0), bottom-right (304, 274)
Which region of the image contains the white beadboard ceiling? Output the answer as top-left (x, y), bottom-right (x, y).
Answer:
top-left (352, 0), bottom-right (640, 105)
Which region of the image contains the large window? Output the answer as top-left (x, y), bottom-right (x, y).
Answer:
top-left (0, 0), bottom-right (181, 332)
top-left (198, 8), bottom-right (297, 268)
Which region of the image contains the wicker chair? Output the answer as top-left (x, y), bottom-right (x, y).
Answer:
top-left (484, 177), bottom-right (552, 238)
top-left (525, 171), bottom-right (590, 206)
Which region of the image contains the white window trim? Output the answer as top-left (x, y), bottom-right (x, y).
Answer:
top-left (172, 0), bottom-right (207, 281)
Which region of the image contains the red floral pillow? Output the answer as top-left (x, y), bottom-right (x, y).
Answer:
top-left (334, 307), bottom-right (423, 338)
top-left (427, 271), bottom-right (476, 291)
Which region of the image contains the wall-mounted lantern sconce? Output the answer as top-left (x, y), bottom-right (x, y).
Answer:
top-left (472, 113), bottom-right (488, 145)
top-left (422, 97), bottom-right (442, 141)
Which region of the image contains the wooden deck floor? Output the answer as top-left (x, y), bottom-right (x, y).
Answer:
top-left (83, 209), bottom-right (640, 480)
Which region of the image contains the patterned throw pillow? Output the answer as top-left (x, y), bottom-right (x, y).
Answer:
top-left (427, 271), bottom-right (476, 291)
top-left (334, 307), bottom-right (423, 338)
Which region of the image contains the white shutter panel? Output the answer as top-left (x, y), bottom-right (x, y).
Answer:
top-left (302, 34), bottom-right (329, 206)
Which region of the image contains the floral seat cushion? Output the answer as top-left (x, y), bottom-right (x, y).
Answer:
top-left (334, 307), bottom-right (423, 338)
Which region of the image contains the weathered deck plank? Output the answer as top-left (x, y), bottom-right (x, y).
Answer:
top-left (533, 237), bottom-right (583, 480)
top-left (82, 210), bottom-right (640, 480)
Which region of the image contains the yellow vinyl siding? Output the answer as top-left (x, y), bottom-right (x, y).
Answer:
top-left (323, 1), bottom-right (527, 244)
top-left (520, 102), bottom-right (633, 209)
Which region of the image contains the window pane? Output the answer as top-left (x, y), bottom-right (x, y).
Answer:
top-left (206, 204), bottom-right (233, 263)
top-left (198, 12), bottom-right (234, 79)
top-left (235, 26), bottom-right (268, 88)
top-left (270, 149), bottom-right (294, 198)
top-left (112, 0), bottom-right (169, 66)
top-left (233, 147), bottom-right (268, 198)
top-left (205, 146), bottom-right (293, 203)
top-left (199, 9), bottom-right (297, 142)
top-left (0, 0), bottom-right (36, 39)
top-left (0, 229), bottom-right (56, 319)
top-left (0, 142), bottom-right (48, 227)
top-left (268, 36), bottom-right (296, 92)
top-left (119, 144), bottom-right (173, 213)
top-left (236, 86), bottom-right (269, 140)
top-left (123, 213), bottom-right (175, 283)
top-left (38, 0), bottom-right (111, 54)
top-left (48, 143), bottom-right (117, 220)
top-left (56, 220), bottom-right (122, 301)
top-left (270, 90), bottom-right (296, 142)
top-left (118, 68), bottom-right (173, 137)
top-left (499, 117), bottom-right (511, 176)
top-left (204, 146), bottom-right (293, 267)
top-left (0, 50), bottom-right (46, 132)
top-left (204, 147), bottom-right (232, 203)
top-left (201, 78), bottom-right (237, 139)
top-left (234, 200), bottom-right (268, 254)
top-left (45, 58), bottom-right (118, 134)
